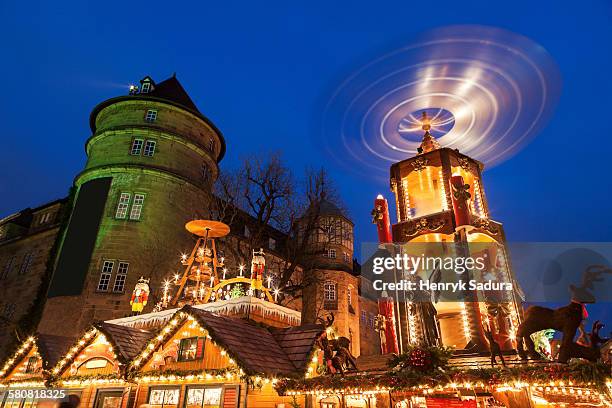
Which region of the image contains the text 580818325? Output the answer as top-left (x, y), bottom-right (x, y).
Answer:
top-left (8, 389), bottom-right (66, 399)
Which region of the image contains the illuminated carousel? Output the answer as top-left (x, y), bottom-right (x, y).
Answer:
top-left (157, 220), bottom-right (279, 310)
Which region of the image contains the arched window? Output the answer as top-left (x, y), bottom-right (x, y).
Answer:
top-left (323, 281), bottom-right (337, 310)
top-left (347, 285), bottom-right (355, 314)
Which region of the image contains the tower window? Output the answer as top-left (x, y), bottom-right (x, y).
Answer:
top-left (145, 109), bottom-right (158, 122)
top-left (130, 194), bottom-right (146, 220)
top-left (141, 82), bottom-right (151, 93)
top-left (113, 262), bottom-right (129, 293)
top-left (130, 139), bottom-right (144, 155)
top-left (343, 252), bottom-right (350, 263)
top-left (208, 137), bottom-right (215, 152)
top-left (19, 252), bottom-right (35, 275)
top-left (97, 260), bottom-right (114, 291)
top-left (115, 193), bottom-right (131, 219)
top-left (143, 140), bottom-right (156, 157)
top-left (1, 256), bottom-right (16, 280)
top-left (323, 281), bottom-right (337, 310)
top-left (326, 249), bottom-right (337, 259)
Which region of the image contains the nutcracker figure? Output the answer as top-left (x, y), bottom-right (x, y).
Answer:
top-left (130, 277), bottom-right (150, 315)
top-left (251, 248), bottom-right (265, 282)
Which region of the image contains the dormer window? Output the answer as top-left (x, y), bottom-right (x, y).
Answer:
top-left (139, 76), bottom-right (155, 94)
top-left (141, 82), bottom-right (151, 93)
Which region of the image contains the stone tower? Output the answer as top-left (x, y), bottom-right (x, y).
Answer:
top-left (38, 75), bottom-right (225, 337)
top-left (300, 196), bottom-right (362, 355)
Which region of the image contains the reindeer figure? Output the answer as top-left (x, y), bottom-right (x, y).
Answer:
top-left (516, 265), bottom-right (611, 363)
top-left (316, 313), bottom-right (357, 375)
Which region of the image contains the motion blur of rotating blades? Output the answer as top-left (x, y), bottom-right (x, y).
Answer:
top-left (317, 25), bottom-right (562, 178)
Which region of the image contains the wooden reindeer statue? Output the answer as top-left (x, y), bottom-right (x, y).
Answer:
top-left (516, 265), bottom-right (611, 363)
top-left (316, 313), bottom-right (358, 375)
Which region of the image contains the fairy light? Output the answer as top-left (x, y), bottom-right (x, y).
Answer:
top-left (473, 179), bottom-right (485, 217)
top-left (391, 181), bottom-right (401, 224)
top-left (438, 169), bottom-right (448, 211)
top-left (460, 302), bottom-right (471, 340)
top-left (0, 336), bottom-right (36, 377)
top-left (402, 178), bottom-right (412, 220)
top-left (407, 301), bottom-right (418, 344)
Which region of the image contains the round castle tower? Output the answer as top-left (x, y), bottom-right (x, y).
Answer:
top-left (300, 196), bottom-right (362, 355)
top-left (38, 75), bottom-right (224, 337)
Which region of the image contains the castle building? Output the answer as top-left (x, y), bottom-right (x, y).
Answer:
top-left (0, 75), bottom-right (378, 362)
top-left (36, 75), bottom-right (224, 339)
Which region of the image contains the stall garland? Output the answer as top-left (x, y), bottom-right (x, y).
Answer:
top-left (275, 346), bottom-right (611, 396)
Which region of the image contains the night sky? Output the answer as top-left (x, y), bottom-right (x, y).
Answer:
top-left (1, 2), bottom-right (611, 322)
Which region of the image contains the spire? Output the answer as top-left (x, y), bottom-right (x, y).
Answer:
top-left (417, 111), bottom-right (441, 154)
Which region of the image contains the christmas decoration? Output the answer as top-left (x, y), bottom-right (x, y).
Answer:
top-left (130, 277), bottom-right (150, 314)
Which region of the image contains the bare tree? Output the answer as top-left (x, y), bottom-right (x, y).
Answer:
top-left (212, 153), bottom-right (344, 302)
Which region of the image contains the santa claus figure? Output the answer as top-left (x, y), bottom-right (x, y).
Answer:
top-left (250, 248), bottom-right (266, 282)
top-left (130, 277), bottom-right (150, 315)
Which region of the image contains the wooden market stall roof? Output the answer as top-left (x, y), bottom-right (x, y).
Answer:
top-left (94, 322), bottom-right (154, 363)
top-left (183, 305), bottom-right (323, 377)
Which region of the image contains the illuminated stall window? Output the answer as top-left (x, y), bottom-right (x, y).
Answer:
top-left (177, 337), bottom-right (205, 362)
top-left (24, 356), bottom-right (40, 374)
top-left (148, 387), bottom-right (180, 408)
top-left (185, 386), bottom-right (223, 408)
top-left (93, 390), bottom-right (124, 408)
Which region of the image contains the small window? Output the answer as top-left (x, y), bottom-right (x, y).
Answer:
top-left (148, 388), bottom-right (180, 408)
top-left (97, 260), bottom-right (114, 291)
top-left (130, 139), bottom-right (144, 155)
top-left (361, 311), bottom-right (367, 323)
top-left (244, 225), bottom-right (250, 238)
top-left (38, 212), bottom-right (53, 225)
top-left (113, 262), bottom-right (129, 293)
top-left (141, 82), bottom-right (151, 93)
top-left (343, 252), bottom-right (350, 263)
top-left (19, 252), bottom-right (35, 275)
top-left (269, 237), bottom-right (276, 250)
top-left (116, 193), bottom-right (131, 219)
top-left (2, 303), bottom-right (16, 319)
top-left (328, 249), bottom-right (337, 259)
top-left (24, 356), bottom-right (39, 374)
top-left (130, 194), bottom-right (145, 220)
top-left (323, 281), bottom-right (337, 310)
top-left (324, 281), bottom-right (336, 301)
top-left (1, 256), bottom-right (15, 280)
top-left (185, 386), bottom-right (222, 408)
top-left (178, 337), bottom-right (204, 362)
top-left (208, 137), bottom-right (215, 152)
top-left (143, 140), bottom-right (156, 157)
top-left (145, 109), bottom-right (158, 122)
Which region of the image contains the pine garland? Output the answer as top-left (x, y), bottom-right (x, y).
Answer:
top-left (275, 346), bottom-right (612, 396)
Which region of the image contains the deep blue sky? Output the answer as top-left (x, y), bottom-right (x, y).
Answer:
top-left (1, 1), bottom-right (611, 321)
